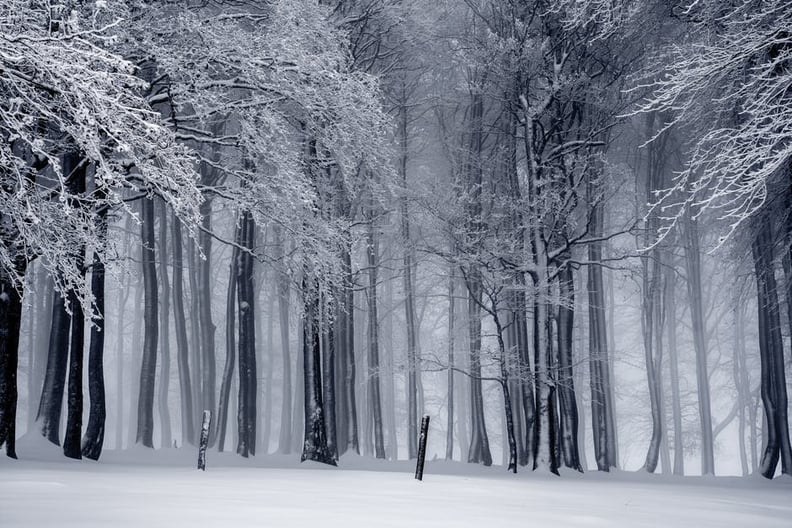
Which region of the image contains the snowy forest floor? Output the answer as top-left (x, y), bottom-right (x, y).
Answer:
top-left (2, 438), bottom-right (790, 527)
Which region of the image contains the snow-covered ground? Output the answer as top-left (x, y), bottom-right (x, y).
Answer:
top-left (2, 439), bottom-right (790, 528)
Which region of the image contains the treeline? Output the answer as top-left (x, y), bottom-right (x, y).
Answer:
top-left (0, 0), bottom-right (790, 480)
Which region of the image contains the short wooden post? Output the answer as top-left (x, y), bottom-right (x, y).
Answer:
top-left (415, 415), bottom-right (430, 481)
top-left (197, 410), bottom-right (212, 471)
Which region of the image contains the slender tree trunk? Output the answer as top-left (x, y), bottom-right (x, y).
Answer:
top-left (446, 267), bottom-right (455, 461)
top-left (216, 240), bottom-right (238, 451)
top-left (273, 226), bottom-right (293, 454)
top-left (665, 257), bottom-right (684, 475)
top-left (236, 211), bottom-right (257, 457)
top-left (171, 214), bottom-right (194, 446)
top-left (322, 301), bottom-right (338, 461)
top-left (398, 100), bottom-right (420, 459)
top-left (198, 205), bottom-right (216, 428)
top-left (683, 213), bottom-right (715, 474)
top-left (157, 201), bottom-right (172, 449)
top-left (366, 215), bottom-right (385, 459)
top-left (136, 197), bottom-right (158, 448)
top-left (187, 238), bottom-right (202, 431)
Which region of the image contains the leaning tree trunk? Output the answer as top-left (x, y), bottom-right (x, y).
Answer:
top-left (136, 196), bottom-right (158, 448)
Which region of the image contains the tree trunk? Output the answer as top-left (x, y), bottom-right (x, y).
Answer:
top-left (0, 265), bottom-right (25, 458)
top-left (682, 213), bottom-right (715, 474)
top-left (136, 197), bottom-right (158, 448)
top-left (586, 178), bottom-right (617, 471)
top-left (236, 211), bottom-right (257, 458)
top-left (273, 226), bottom-right (293, 454)
top-left (752, 217), bottom-right (792, 477)
top-left (446, 267), bottom-right (455, 461)
top-left (171, 213), bottom-right (194, 446)
top-left (216, 239), bottom-right (238, 451)
top-left (82, 202), bottom-right (108, 460)
top-left (366, 215), bottom-right (385, 459)
top-left (398, 100), bottom-right (420, 459)
top-left (63, 267), bottom-right (85, 459)
top-left (556, 265), bottom-right (582, 471)
top-left (300, 282), bottom-right (335, 466)
top-left (198, 201), bottom-right (216, 425)
top-left (36, 290), bottom-right (70, 444)
top-left (665, 256), bottom-right (684, 475)
top-left (157, 200), bottom-right (172, 449)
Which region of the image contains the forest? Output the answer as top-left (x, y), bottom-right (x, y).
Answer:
top-left (0, 0), bottom-right (790, 485)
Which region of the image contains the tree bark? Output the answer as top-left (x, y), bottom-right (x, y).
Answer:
top-left (216, 239), bottom-right (238, 451)
top-left (300, 281), bottom-right (335, 466)
top-left (136, 197), bottom-right (158, 448)
top-left (36, 290), bottom-right (70, 444)
top-left (556, 264), bottom-right (582, 471)
top-left (0, 265), bottom-right (25, 458)
top-left (752, 217), bottom-right (792, 477)
top-left (81, 200), bottom-right (108, 460)
top-left (236, 211), bottom-right (257, 458)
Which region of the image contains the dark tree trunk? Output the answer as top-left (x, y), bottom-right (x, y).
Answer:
top-left (300, 282), bottom-right (335, 466)
top-left (36, 290), bottom-right (70, 444)
top-left (136, 197), bottom-right (158, 448)
top-left (466, 272), bottom-right (492, 466)
top-left (236, 211), bottom-right (257, 457)
top-left (322, 303), bottom-right (338, 461)
top-left (171, 213), bottom-right (194, 445)
top-left (0, 265), bottom-right (25, 458)
top-left (81, 246), bottom-right (106, 460)
top-left (81, 197), bottom-right (108, 460)
top-left (63, 273), bottom-right (84, 459)
top-left (752, 217), bottom-right (792, 477)
top-left (198, 200), bottom-right (216, 424)
top-left (336, 246), bottom-right (358, 455)
top-left (556, 265), bottom-right (581, 472)
top-left (586, 179), bottom-right (617, 471)
top-left (446, 268), bottom-right (455, 461)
